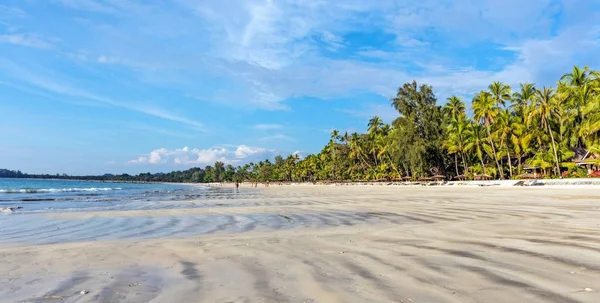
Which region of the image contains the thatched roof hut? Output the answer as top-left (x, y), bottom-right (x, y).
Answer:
top-left (452, 174), bottom-right (468, 180)
top-left (418, 177), bottom-right (433, 181)
top-left (474, 174), bottom-right (492, 180)
top-left (432, 175), bottom-right (446, 180)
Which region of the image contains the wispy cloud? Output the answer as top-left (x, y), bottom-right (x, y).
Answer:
top-left (0, 33), bottom-right (54, 49)
top-left (0, 5), bottom-right (28, 18)
top-left (0, 58), bottom-right (206, 131)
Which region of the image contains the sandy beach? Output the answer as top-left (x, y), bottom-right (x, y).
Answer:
top-left (2, 185), bottom-right (600, 302)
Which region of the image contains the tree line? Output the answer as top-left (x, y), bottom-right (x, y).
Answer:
top-left (2, 66), bottom-right (599, 183)
top-left (297, 66), bottom-right (600, 181)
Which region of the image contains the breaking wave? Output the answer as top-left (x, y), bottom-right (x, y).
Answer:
top-left (0, 187), bottom-right (122, 194)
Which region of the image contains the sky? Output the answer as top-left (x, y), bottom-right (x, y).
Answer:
top-left (1, 0), bottom-right (599, 175)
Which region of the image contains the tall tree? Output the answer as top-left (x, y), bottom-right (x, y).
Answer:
top-left (489, 81), bottom-right (512, 108)
top-left (530, 87), bottom-right (561, 176)
top-left (472, 91), bottom-right (504, 178)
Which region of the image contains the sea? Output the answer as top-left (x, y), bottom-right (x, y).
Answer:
top-left (0, 178), bottom-right (245, 214)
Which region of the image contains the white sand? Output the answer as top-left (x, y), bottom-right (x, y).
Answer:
top-left (1, 185), bottom-right (600, 302)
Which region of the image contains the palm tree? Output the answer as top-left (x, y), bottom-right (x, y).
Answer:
top-left (495, 109), bottom-right (515, 178)
top-left (529, 86), bottom-right (561, 176)
top-left (329, 129), bottom-right (340, 180)
top-left (468, 122), bottom-right (490, 175)
top-left (561, 66), bottom-right (593, 87)
top-left (367, 116), bottom-right (384, 135)
top-left (444, 115), bottom-right (472, 175)
top-left (511, 83), bottom-right (536, 116)
top-left (348, 132), bottom-right (375, 175)
top-left (367, 116), bottom-right (384, 166)
top-left (472, 91), bottom-right (504, 178)
top-left (489, 81), bottom-right (512, 108)
top-left (511, 120), bottom-right (534, 174)
top-left (443, 96), bottom-right (466, 121)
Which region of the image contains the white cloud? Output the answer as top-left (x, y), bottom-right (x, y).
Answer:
top-left (234, 145), bottom-right (267, 159)
top-left (128, 145), bottom-right (276, 166)
top-left (0, 34), bottom-right (53, 49)
top-left (253, 123), bottom-right (282, 130)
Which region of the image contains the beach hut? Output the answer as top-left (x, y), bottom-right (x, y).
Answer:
top-left (432, 175), bottom-right (446, 181)
top-left (570, 148), bottom-right (600, 175)
top-left (523, 166), bottom-right (541, 178)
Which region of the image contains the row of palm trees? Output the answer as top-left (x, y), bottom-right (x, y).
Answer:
top-left (239, 66), bottom-right (600, 182)
top-left (443, 66), bottom-right (600, 179)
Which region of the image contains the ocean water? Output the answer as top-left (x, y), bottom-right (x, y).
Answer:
top-left (0, 178), bottom-right (244, 213)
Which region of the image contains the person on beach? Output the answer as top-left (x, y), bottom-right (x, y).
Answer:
top-left (235, 182), bottom-right (239, 191)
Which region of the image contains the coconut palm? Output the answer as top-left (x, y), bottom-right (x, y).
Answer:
top-left (561, 66), bottom-right (593, 87)
top-left (511, 83), bottom-right (536, 116)
top-left (468, 122), bottom-right (490, 175)
top-left (511, 119), bottom-right (534, 174)
top-left (443, 96), bottom-right (466, 121)
top-left (495, 109), bottom-right (515, 178)
top-left (489, 81), bottom-right (512, 108)
top-left (444, 115), bottom-right (473, 175)
top-left (529, 86), bottom-right (561, 176)
top-left (472, 91), bottom-right (504, 178)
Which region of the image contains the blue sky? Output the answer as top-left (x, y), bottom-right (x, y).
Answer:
top-left (1, 0), bottom-right (599, 175)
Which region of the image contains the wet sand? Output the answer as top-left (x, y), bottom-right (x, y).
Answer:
top-left (1, 185), bottom-right (600, 302)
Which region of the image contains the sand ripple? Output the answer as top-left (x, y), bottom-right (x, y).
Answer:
top-left (1, 186), bottom-right (600, 302)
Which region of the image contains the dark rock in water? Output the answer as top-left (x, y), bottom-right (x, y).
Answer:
top-left (0, 206), bottom-right (22, 213)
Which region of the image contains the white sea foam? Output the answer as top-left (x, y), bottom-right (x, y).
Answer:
top-left (0, 188), bottom-right (122, 194)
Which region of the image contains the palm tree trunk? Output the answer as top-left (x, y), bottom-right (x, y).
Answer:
top-left (386, 153), bottom-right (402, 178)
top-left (454, 154), bottom-right (459, 176)
top-left (547, 123), bottom-right (561, 177)
top-left (486, 126), bottom-right (504, 179)
top-left (461, 152), bottom-right (468, 174)
top-left (480, 156), bottom-right (486, 175)
top-left (505, 138), bottom-right (513, 179)
top-left (357, 148), bottom-right (376, 174)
